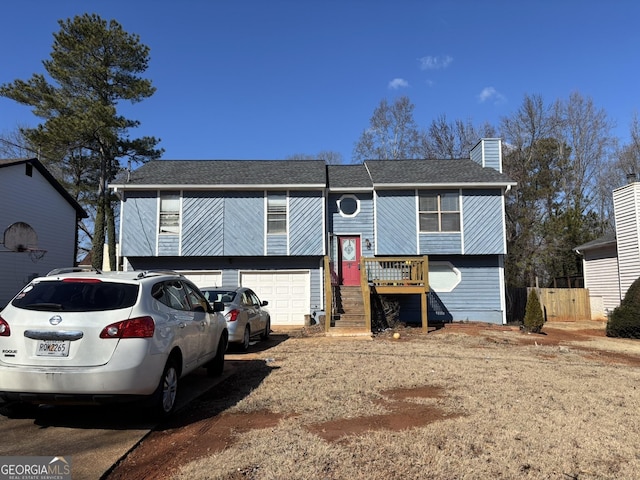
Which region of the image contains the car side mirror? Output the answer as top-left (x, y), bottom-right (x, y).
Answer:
top-left (211, 301), bottom-right (225, 312)
top-left (261, 300), bottom-right (268, 307)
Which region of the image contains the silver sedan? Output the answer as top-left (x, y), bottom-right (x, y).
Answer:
top-left (201, 287), bottom-right (270, 351)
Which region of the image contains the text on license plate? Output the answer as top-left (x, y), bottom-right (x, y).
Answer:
top-left (36, 340), bottom-right (70, 357)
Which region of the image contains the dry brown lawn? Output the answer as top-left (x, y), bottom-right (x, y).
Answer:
top-left (107, 321), bottom-right (640, 480)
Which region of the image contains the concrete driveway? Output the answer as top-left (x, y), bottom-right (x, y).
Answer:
top-left (0, 362), bottom-right (238, 480)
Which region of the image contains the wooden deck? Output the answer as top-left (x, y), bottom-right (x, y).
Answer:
top-left (325, 256), bottom-right (430, 334)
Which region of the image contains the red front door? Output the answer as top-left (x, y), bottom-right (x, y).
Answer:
top-left (339, 236), bottom-right (360, 286)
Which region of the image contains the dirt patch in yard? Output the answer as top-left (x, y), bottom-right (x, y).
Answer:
top-left (105, 321), bottom-right (640, 480)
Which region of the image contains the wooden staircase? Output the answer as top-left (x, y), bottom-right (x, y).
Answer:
top-left (328, 286), bottom-right (371, 336)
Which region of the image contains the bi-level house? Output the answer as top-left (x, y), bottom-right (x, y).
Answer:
top-left (110, 138), bottom-right (515, 331)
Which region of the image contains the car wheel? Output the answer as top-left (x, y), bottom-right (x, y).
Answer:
top-left (260, 318), bottom-right (270, 340)
top-left (152, 358), bottom-right (179, 417)
top-left (241, 325), bottom-right (250, 351)
top-left (207, 332), bottom-right (227, 377)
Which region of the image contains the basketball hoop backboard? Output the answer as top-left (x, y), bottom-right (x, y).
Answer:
top-left (3, 222), bottom-right (39, 252)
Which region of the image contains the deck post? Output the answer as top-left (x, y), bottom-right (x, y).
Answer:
top-left (422, 255), bottom-right (429, 332)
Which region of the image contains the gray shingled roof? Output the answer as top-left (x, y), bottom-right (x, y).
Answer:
top-left (112, 158), bottom-right (515, 189)
top-left (114, 160), bottom-right (327, 186)
top-left (327, 165), bottom-right (372, 189)
top-left (574, 234), bottom-right (617, 252)
top-left (364, 159), bottom-right (514, 185)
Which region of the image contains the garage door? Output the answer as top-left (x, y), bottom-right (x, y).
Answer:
top-left (179, 271), bottom-right (223, 290)
top-left (240, 271), bottom-right (310, 326)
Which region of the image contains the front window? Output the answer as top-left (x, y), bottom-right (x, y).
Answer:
top-left (159, 192), bottom-right (180, 234)
top-left (419, 190), bottom-right (460, 232)
top-left (267, 192), bottom-right (287, 234)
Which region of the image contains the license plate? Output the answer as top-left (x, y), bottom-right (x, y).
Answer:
top-left (36, 340), bottom-right (70, 357)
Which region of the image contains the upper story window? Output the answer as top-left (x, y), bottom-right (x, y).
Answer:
top-left (267, 192), bottom-right (287, 234)
top-left (419, 190), bottom-right (460, 232)
top-left (337, 194), bottom-right (360, 217)
top-left (159, 192), bottom-right (180, 234)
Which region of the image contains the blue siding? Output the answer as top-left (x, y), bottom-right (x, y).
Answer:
top-left (431, 255), bottom-right (503, 323)
top-left (290, 192), bottom-right (324, 255)
top-left (267, 234), bottom-right (287, 255)
top-left (121, 191), bottom-right (157, 256)
top-left (396, 255), bottom-right (504, 324)
top-left (329, 192), bottom-right (374, 248)
top-left (462, 189), bottom-right (505, 254)
top-left (182, 192), bottom-right (224, 256)
top-left (482, 138), bottom-right (502, 172)
top-left (470, 138), bottom-right (502, 172)
top-left (470, 141), bottom-right (483, 166)
top-left (376, 191), bottom-right (417, 255)
top-left (419, 233), bottom-right (462, 254)
top-left (158, 235), bottom-right (179, 256)
top-left (223, 192), bottom-right (264, 255)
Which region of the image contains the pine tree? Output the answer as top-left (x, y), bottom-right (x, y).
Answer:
top-left (0, 14), bottom-right (163, 266)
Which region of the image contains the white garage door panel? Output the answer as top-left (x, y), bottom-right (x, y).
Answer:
top-left (240, 271), bottom-right (310, 326)
top-left (179, 271), bottom-right (223, 289)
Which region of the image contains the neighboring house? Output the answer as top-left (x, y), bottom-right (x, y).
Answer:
top-left (0, 158), bottom-right (87, 307)
top-left (110, 138), bottom-right (515, 327)
top-left (574, 235), bottom-right (619, 320)
top-left (574, 180), bottom-right (640, 320)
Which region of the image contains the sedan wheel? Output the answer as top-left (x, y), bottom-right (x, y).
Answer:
top-left (241, 326), bottom-right (250, 351)
top-left (207, 333), bottom-right (227, 377)
top-left (260, 318), bottom-right (270, 340)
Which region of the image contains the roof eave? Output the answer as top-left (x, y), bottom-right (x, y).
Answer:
top-left (110, 183), bottom-right (327, 191)
top-left (372, 181), bottom-right (517, 189)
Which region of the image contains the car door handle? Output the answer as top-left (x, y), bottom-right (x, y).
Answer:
top-left (200, 321), bottom-right (207, 327)
top-left (179, 322), bottom-right (186, 329)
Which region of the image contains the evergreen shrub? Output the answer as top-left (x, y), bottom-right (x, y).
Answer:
top-left (523, 288), bottom-right (544, 333)
top-left (607, 277), bottom-right (640, 338)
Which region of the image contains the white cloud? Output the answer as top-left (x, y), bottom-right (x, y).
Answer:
top-left (477, 86), bottom-right (506, 104)
top-left (388, 78), bottom-right (409, 89)
top-left (418, 55), bottom-right (453, 70)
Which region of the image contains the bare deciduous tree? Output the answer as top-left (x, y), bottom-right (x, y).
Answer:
top-left (352, 96), bottom-right (423, 162)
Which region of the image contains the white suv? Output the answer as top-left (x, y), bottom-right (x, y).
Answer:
top-left (0, 268), bottom-right (228, 417)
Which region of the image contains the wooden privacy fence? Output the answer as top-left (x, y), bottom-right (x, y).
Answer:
top-left (507, 287), bottom-right (591, 323)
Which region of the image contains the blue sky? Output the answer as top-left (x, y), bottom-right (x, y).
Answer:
top-left (1, 0), bottom-right (639, 162)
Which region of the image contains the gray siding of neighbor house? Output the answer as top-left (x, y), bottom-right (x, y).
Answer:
top-left (328, 192), bottom-right (375, 246)
top-left (120, 191), bottom-right (157, 257)
top-left (182, 192), bottom-right (224, 256)
top-left (583, 245), bottom-right (621, 317)
top-left (290, 191), bottom-right (324, 255)
top-left (462, 189), bottom-right (505, 254)
top-left (375, 191), bottom-right (417, 254)
top-left (223, 192), bottom-right (264, 256)
top-left (125, 255), bottom-right (324, 317)
top-left (0, 163), bottom-right (79, 306)
top-left (613, 183), bottom-right (640, 299)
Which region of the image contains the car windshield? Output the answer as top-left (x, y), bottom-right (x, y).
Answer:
top-left (11, 279), bottom-right (139, 312)
top-left (203, 290), bottom-right (236, 304)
